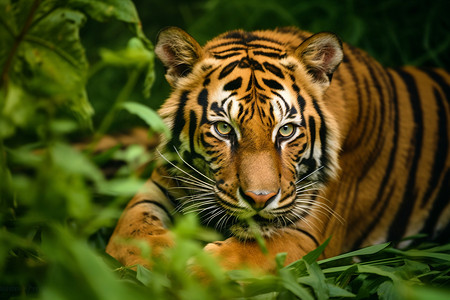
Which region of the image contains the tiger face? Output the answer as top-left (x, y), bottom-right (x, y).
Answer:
top-left (155, 28), bottom-right (344, 239)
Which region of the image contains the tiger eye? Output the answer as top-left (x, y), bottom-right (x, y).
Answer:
top-left (215, 121), bottom-right (232, 135)
top-left (278, 124), bottom-right (295, 138)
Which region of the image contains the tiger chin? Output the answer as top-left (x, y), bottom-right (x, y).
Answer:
top-left (106, 26), bottom-right (450, 273)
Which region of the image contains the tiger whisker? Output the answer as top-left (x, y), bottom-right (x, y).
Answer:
top-left (290, 207), bottom-right (322, 232)
top-left (163, 174), bottom-right (214, 190)
top-left (295, 166), bottom-right (324, 184)
top-left (172, 147), bottom-right (215, 183)
top-left (157, 149), bottom-right (215, 188)
top-left (295, 198), bottom-right (345, 224)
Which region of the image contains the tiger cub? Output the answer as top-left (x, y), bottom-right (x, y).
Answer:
top-left (106, 27), bottom-right (450, 272)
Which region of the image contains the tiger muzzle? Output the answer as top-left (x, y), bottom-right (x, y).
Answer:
top-left (240, 189), bottom-right (278, 210)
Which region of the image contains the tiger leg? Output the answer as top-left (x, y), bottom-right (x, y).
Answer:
top-left (204, 228), bottom-right (325, 273)
top-left (106, 179), bottom-right (174, 268)
top-left (204, 204), bottom-right (348, 273)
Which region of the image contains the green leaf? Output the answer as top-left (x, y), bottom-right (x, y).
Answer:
top-left (399, 284), bottom-right (450, 300)
top-left (276, 252), bottom-right (288, 270)
top-left (279, 268), bottom-right (315, 300)
top-left (357, 264), bottom-right (402, 283)
top-left (327, 283), bottom-right (356, 298)
top-left (303, 237), bottom-right (331, 264)
top-left (242, 276), bottom-right (282, 298)
top-left (335, 264), bottom-right (358, 287)
top-left (319, 242), bottom-right (390, 265)
top-left (0, 0), bottom-right (16, 70)
top-left (136, 265), bottom-right (153, 286)
top-left (285, 237), bottom-right (330, 277)
top-left (121, 102), bottom-right (171, 138)
top-left (97, 177), bottom-right (145, 196)
top-left (387, 248), bottom-right (450, 262)
top-left (297, 260), bottom-right (331, 300)
top-left (377, 280), bottom-right (399, 300)
top-left (50, 143), bottom-right (104, 184)
top-left (68, 0), bottom-right (139, 23)
top-left (99, 37), bottom-right (154, 68)
top-left (394, 260), bottom-right (430, 281)
top-left (1, 1), bottom-right (93, 127)
top-left (40, 226), bottom-right (148, 300)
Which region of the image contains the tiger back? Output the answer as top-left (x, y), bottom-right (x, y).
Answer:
top-left (106, 27), bottom-right (450, 271)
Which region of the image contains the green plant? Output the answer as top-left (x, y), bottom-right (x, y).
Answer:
top-left (0, 0), bottom-right (157, 298)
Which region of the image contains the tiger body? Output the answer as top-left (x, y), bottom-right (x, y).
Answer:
top-left (106, 27), bottom-right (450, 271)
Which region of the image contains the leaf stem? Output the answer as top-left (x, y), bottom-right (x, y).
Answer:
top-left (0, 0), bottom-right (42, 88)
top-left (87, 67), bottom-right (143, 152)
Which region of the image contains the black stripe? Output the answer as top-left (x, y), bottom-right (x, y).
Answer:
top-left (263, 78), bottom-right (284, 90)
top-left (308, 116), bottom-right (316, 161)
top-left (189, 110), bottom-right (198, 156)
top-left (297, 95), bottom-right (306, 113)
top-left (129, 200), bottom-right (174, 222)
top-left (351, 77), bottom-right (372, 150)
top-left (352, 183), bottom-right (396, 249)
top-left (198, 88), bottom-right (209, 124)
top-left (263, 62), bottom-right (285, 79)
top-left (371, 71), bottom-right (399, 210)
top-left (212, 46), bottom-right (247, 54)
top-left (434, 220), bottom-right (450, 244)
top-left (219, 60), bottom-right (240, 79)
top-left (253, 51), bottom-right (286, 58)
top-left (387, 69), bottom-right (424, 242)
top-left (421, 87), bottom-right (448, 208)
top-left (293, 227), bottom-right (319, 247)
top-left (342, 54), bottom-right (363, 125)
top-left (210, 102), bottom-right (226, 117)
top-left (420, 171), bottom-right (450, 238)
top-left (213, 52), bottom-right (241, 60)
top-left (311, 100), bottom-right (329, 180)
top-left (356, 56), bottom-right (387, 180)
top-left (419, 68), bottom-right (450, 104)
top-left (153, 180), bottom-right (178, 207)
top-left (223, 77), bottom-right (243, 91)
top-left (169, 91), bottom-right (189, 148)
top-left (200, 132), bottom-right (214, 149)
top-left (220, 31), bottom-right (283, 45)
top-left (208, 40), bottom-right (282, 51)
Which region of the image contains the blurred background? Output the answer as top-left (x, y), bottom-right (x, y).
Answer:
top-left (83, 0), bottom-right (450, 134)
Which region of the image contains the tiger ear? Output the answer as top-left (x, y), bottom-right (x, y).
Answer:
top-left (295, 32), bottom-right (343, 86)
top-left (155, 27), bottom-right (203, 87)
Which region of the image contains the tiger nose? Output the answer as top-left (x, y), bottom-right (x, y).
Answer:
top-left (242, 190), bottom-right (278, 210)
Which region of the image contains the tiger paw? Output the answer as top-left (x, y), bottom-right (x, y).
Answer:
top-left (204, 237), bottom-right (277, 273)
top-left (106, 230), bottom-right (174, 269)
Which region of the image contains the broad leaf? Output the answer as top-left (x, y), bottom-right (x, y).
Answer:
top-left (319, 242), bottom-right (390, 265)
top-left (121, 102), bottom-right (171, 138)
top-left (0, 1), bottom-right (92, 133)
top-left (279, 268), bottom-right (315, 300)
top-left (68, 0), bottom-right (139, 23)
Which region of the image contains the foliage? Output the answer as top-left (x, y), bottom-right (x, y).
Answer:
top-left (0, 0), bottom-right (449, 300)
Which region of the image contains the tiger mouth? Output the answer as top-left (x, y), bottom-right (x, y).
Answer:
top-left (228, 215), bottom-right (290, 239)
top-left (185, 185), bottom-right (309, 238)
top-left (212, 197), bottom-right (305, 239)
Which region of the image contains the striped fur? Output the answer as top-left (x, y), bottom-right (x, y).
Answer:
top-left (106, 27), bottom-right (450, 272)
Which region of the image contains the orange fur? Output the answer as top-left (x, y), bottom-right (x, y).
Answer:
top-left (107, 27), bottom-right (450, 272)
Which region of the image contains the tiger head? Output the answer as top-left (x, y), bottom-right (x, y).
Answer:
top-left (155, 27), bottom-right (344, 239)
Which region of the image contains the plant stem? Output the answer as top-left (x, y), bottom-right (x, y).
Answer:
top-left (0, 0), bottom-right (42, 88)
top-left (87, 67), bottom-right (143, 153)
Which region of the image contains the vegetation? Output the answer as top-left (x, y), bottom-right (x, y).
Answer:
top-left (0, 0), bottom-right (449, 299)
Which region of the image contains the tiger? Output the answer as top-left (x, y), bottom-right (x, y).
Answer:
top-left (106, 26), bottom-right (450, 272)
